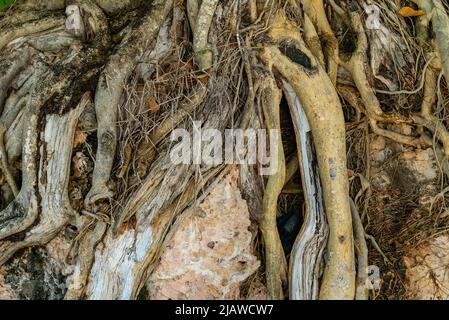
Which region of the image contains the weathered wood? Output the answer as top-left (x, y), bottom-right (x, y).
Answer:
top-left (283, 82), bottom-right (328, 300)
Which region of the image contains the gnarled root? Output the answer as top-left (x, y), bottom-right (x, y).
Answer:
top-left (0, 94), bottom-right (88, 265)
top-left (65, 219), bottom-right (107, 300)
top-left (430, 0), bottom-right (449, 86)
top-left (85, 0), bottom-right (174, 206)
top-left (0, 14), bottom-right (65, 51)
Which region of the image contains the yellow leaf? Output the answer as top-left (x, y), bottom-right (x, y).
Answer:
top-left (148, 98), bottom-right (160, 112)
top-left (399, 6), bottom-right (426, 17)
top-left (73, 130), bottom-right (87, 148)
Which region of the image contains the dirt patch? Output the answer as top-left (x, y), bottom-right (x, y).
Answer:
top-left (404, 235), bottom-right (449, 299)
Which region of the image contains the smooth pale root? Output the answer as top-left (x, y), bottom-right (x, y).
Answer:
top-left (431, 0), bottom-right (449, 87)
top-left (262, 47), bottom-right (356, 300)
top-left (0, 16), bottom-right (65, 51)
top-left (259, 76), bottom-right (287, 300)
top-left (300, 0), bottom-right (339, 85)
top-left (350, 198), bottom-right (369, 300)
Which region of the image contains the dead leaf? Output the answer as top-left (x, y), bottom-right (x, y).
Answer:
top-left (147, 98), bottom-right (160, 112)
top-left (73, 130), bottom-right (88, 148)
top-left (399, 6), bottom-right (426, 17)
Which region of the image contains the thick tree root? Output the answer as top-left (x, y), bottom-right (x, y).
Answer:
top-left (83, 86), bottom-right (232, 298)
top-left (430, 0), bottom-right (449, 86)
top-left (350, 198), bottom-right (368, 300)
top-left (65, 219), bottom-right (107, 300)
top-left (261, 14), bottom-right (355, 299)
top-left (283, 82), bottom-right (328, 300)
top-left (85, 0), bottom-right (174, 206)
top-left (0, 14), bottom-right (65, 51)
top-left (259, 75), bottom-right (287, 300)
top-left (300, 0), bottom-right (339, 84)
top-left (0, 94), bottom-right (88, 265)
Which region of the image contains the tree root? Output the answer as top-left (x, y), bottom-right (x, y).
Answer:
top-left (0, 48), bottom-right (31, 108)
top-left (300, 0), bottom-right (339, 84)
top-left (258, 75), bottom-right (287, 300)
top-left (430, 0), bottom-right (449, 86)
top-left (0, 127), bottom-right (18, 197)
top-left (350, 198), bottom-right (368, 300)
top-left (85, 0), bottom-right (174, 207)
top-left (261, 15), bottom-right (355, 299)
top-left (193, 0), bottom-right (219, 71)
top-left (283, 81), bottom-right (328, 300)
top-left (0, 14), bottom-right (65, 51)
top-left (65, 219), bottom-right (107, 300)
top-left (0, 93), bottom-right (88, 265)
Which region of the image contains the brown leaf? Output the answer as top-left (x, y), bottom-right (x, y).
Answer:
top-left (399, 6), bottom-right (426, 17)
top-left (148, 98), bottom-right (160, 112)
top-left (73, 130), bottom-right (88, 148)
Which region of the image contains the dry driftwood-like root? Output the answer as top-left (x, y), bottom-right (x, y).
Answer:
top-left (0, 126), bottom-right (18, 197)
top-left (0, 94), bottom-right (89, 265)
top-left (64, 219), bottom-right (107, 300)
top-left (283, 82), bottom-right (328, 300)
top-left (0, 14), bottom-right (65, 51)
top-left (84, 96), bottom-right (232, 299)
top-left (300, 0), bottom-right (339, 84)
top-left (85, 0), bottom-right (174, 206)
top-left (0, 0), bottom-right (111, 264)
top-left (258, 75), bottom-right (287, 300)
top-left (261, 14), bottom-right (355, 299)
top-left (0, 48), bottom-right (31, 108)
top-left (193, 0), bottom-right (219, 71)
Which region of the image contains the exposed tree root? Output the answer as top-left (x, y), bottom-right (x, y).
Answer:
top-left (283, 82), bottom-right (328, 300)
top-left (430, 0), bottom-right (449, 86)
top-left (85, 0), bottom-right (174, 206)
top-left (259, 75), bottom-right (287, 300)
top-left (0, 93), bottom-right (89, 265)
top-left (1, 0), bottom-right (447, 301)
top-left (261, 14), bottom-right (355, 299)
top-left (0, 14), bottom-right (65, 51)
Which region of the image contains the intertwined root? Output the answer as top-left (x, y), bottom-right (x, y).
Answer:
top-left (0, 94), bottom-right (89, 265)
top-left (0, 0), bottom-right (447, 301)
top-left (85, 0), bottom-right (174, 207)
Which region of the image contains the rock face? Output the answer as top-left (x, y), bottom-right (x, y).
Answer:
top-left (147, 167), bottom-right (261, 300)
top-left (404, 235), bottom-right (449, 300)
top-left (0, 234), bottom-right (71, 300)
